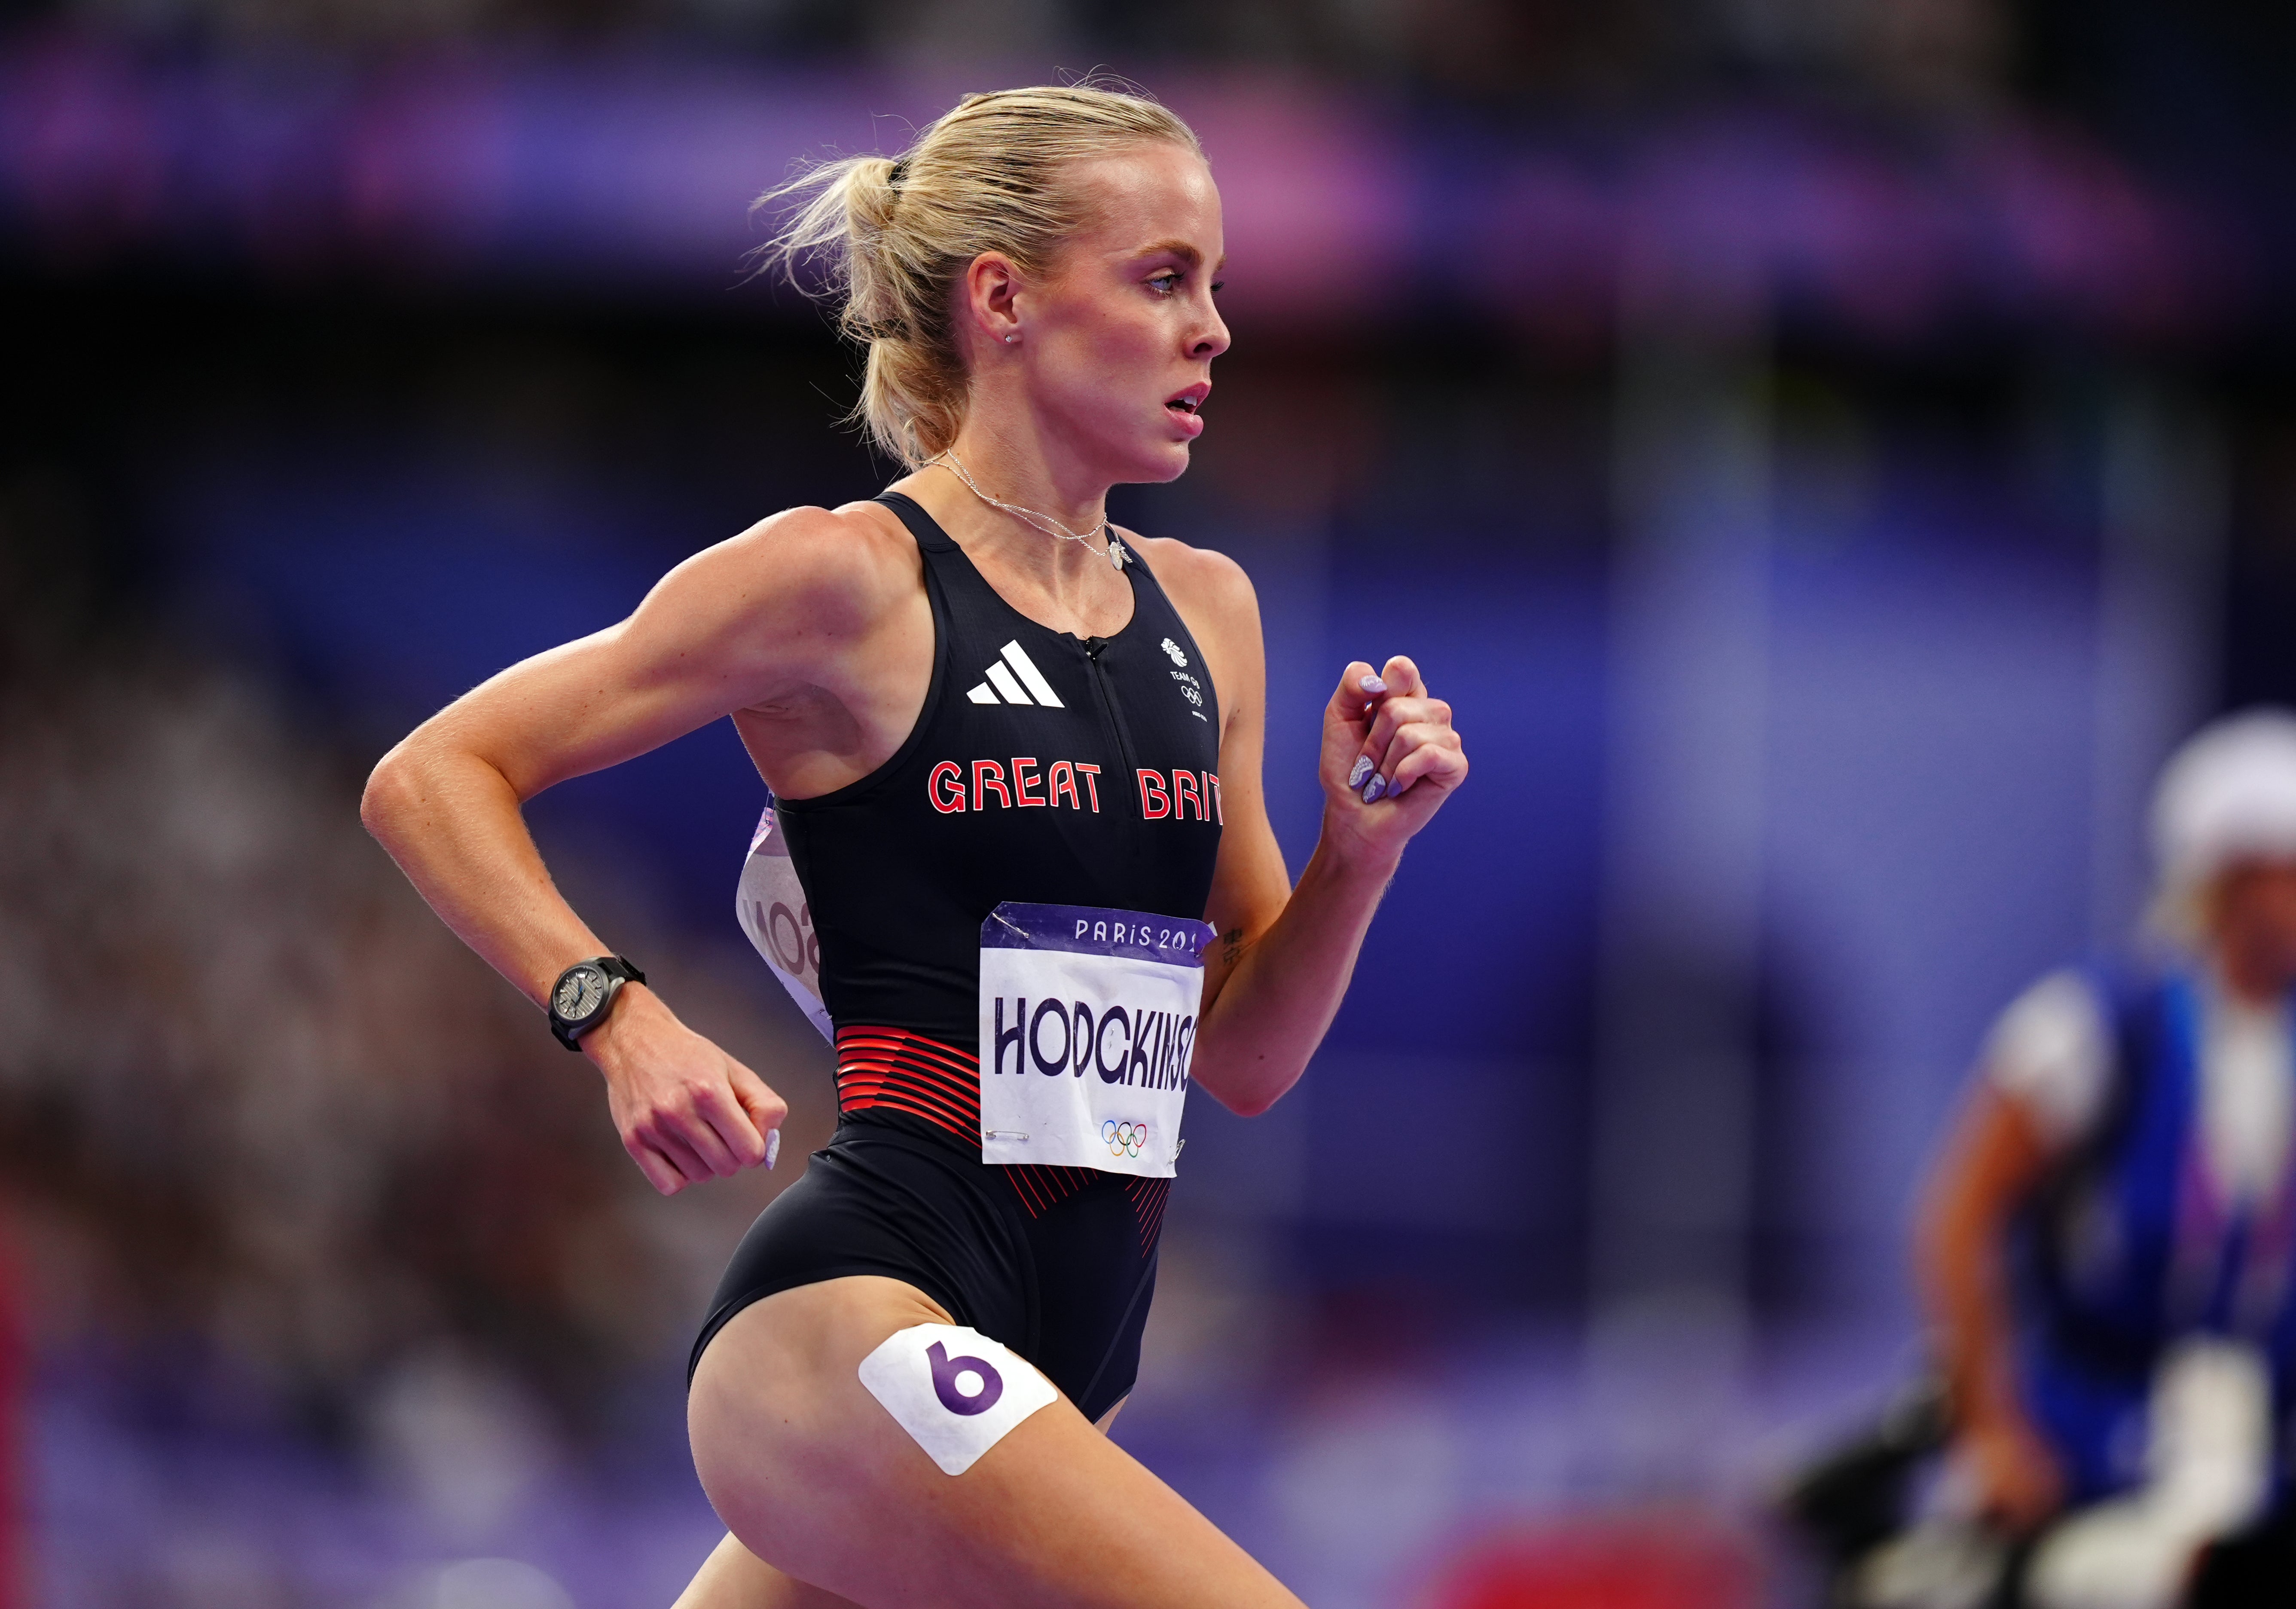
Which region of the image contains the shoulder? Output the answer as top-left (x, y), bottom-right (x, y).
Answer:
top-left (1120, 529), bottom-right (1259, 635)
top-left (1984, 968), bottom-right (2116, 1151)
top-left (727, 501), bottom-right (919, 592)
top-left (662, 502), bottom-right (921, 635)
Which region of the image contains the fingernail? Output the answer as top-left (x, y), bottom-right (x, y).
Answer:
top-left (766, 1129), bottom-right (782, 1170)
top-left (1359, 675), bottom-right (1386, 694)
top-left (1362, 773), bottom-right (1387, 804)
top-left (1346, 756), bottom-right (1373, 789)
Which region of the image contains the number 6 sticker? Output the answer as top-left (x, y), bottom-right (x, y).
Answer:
top-left (858, 1323), bottom-right (1057, 1475)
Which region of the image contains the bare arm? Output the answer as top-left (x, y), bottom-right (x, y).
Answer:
top-left (1160, 551), bottom-right (1468, 1116)
top-left (1916, 1080), bottom-right (2065, 1528)
top-left (361, 505), bottom-right (914, 1194)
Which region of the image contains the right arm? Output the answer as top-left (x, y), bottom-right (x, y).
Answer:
top-left (361, 505), bottom-right (911, 1195)
top-left (1915, 1081), bottom-right (2064, 1529)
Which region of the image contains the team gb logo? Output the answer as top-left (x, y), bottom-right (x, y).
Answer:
top-left (1160, 638), bottom-right (1187, 667)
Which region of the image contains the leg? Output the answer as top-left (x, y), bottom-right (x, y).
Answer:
top-left (675, 1388), bottom-right (1133, 1609)
top-left (672, 1533), bottom-right (860, 1609)
top-left (688, 1276), bottom-right (1305, 1609)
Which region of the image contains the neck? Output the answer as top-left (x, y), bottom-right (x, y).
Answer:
top-left (943, 425), bottom-right (1108, 531)
top-left (924, 425), bottom-right (1117, 589)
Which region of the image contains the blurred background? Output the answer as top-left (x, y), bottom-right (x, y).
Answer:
top-left (4, 0), bottom-right (2296, 1603)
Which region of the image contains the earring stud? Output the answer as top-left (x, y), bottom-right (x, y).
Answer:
top-left (1004, 334), bottom-right (1019, 344)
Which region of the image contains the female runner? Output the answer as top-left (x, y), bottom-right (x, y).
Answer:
top-left (363, 83), bottom-right (1468, 1607)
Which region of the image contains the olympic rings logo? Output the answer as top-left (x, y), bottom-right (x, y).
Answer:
top-left (1102, 1119), bottom-right (1148, 1159)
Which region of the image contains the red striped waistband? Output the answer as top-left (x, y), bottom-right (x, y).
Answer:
top-left (833, 1027), bottom-right (981, 1147)
top-left (833, 1026), bottom-right (1166, 1237)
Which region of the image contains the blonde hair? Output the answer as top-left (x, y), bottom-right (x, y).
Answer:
top-left (763, 83), bottom-right (1203, 468)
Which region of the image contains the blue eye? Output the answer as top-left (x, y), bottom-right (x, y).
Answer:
top-left (1148, 274), bottom-right (1180, 296)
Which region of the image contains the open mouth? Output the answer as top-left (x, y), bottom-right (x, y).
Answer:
top-left (1165, 383), bottom-right (1210, 418)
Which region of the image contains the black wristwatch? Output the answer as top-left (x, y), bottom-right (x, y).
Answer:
top-left (549, 955), bottom-right (646, 1051)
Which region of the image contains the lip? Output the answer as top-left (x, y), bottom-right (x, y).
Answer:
top-left (1164, 381), bottom-right (1210, 439)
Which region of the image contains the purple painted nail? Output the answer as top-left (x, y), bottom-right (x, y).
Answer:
top-left (1346, 756), bottom-right (1373, 789)
top-left (1359, 675), bottom-right (1386, 694)
top-left (766, 1129), bottom-right (782, 1170)
top-left (1362, 773), bottom-right (1387, 804)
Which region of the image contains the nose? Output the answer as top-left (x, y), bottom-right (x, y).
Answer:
top-left (1191, 295), bottom-right (1230, 361)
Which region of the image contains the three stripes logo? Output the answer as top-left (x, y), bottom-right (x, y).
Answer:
top-left (967, 641), bottom-right (1066, 709)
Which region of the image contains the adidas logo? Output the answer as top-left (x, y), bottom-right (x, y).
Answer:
top-left (966, 641), bottom-right (1066, 708)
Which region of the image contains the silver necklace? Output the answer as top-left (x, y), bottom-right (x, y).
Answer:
top-left (931, 451), bottom-right (1127, 571)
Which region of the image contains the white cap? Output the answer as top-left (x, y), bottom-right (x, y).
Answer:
top-left (2152, 708), bottom-right (2296, 902)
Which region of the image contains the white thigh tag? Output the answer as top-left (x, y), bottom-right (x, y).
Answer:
top-left (735, 798), bottom-right (833, 1042)
top-left (977, 902), bottom-right (1215, 1178)
top-left (857, 1324), bottom-right (1059, 1476)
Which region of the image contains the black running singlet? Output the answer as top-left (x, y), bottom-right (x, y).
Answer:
top-left (775, 492), bottom-right (1226, 1052)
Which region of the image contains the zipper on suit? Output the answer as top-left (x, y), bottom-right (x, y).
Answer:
top-left (1081, 636), bottom-right (1142, 819)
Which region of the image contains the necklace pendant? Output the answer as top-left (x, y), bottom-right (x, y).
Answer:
top-left (1108, 538), bottom-right (1127, 572)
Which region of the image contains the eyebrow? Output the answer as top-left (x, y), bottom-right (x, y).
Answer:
top-left (1139, 239), bottom-right (1226, 272)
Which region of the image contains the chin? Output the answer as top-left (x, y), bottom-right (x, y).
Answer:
top-left (1121, 440), bottom-right (1194, 486)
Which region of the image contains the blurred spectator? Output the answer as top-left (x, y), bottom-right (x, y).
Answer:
top-left (0, 474), bottom-right (823, 1444)
top-left (1789, 711), bottom-right (2296, 1609)
top-left (15, 0), bottom-right (2015, 112)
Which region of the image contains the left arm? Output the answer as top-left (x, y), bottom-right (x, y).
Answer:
top-left (1154, 544), bottom-right (1468, 1117)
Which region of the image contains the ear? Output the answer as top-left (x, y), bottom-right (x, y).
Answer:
top-left (960, 251), bottom-right (1025, 348)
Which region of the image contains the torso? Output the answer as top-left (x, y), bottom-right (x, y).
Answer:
top-left (772, 491), bottom-right (1225, 1051)
top-left (2012, 969), bottom-right (2296, 1502)
top-left (2023, 971), bottom-right (2296, 1373)
top-left (695, 492), bottom-right (1231, 1422)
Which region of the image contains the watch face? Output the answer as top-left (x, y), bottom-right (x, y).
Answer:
top-left (554, 965), bottom-right (608, 1022)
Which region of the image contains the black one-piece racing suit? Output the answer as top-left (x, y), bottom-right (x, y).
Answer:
top-left (690, 492), bottom-right (1224, 1422)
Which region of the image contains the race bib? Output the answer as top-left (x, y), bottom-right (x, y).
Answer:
top-left (736, 797), bottom-right (834, 1042)
top-left (977, 902), bottom-right (1215, 1178)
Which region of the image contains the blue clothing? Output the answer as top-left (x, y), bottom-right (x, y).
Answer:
top-left (2014, 969), bottom-right (2296, 1502)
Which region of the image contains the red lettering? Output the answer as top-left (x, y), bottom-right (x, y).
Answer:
top-left (1206, 771), bottom-right (1223, 825)
top-left (1076, 763), bottom-right (1102, 813)
top-left (1012, 756), bottom-right (1046, 807)
top-left (1136, 769), bottom-right (1171, 819)
top-left (928, 761), bottom-right (966, 814)
top-left (1172, 770), bottom-right (1203, 821)
top-left (1048, 760), bottom-right (1080, 810)
top-left (972, 759), bottom-right (1012, 810)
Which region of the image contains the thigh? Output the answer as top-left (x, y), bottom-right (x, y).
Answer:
top-left (688, 1276), bottom-right (1304, 1609)
top-left (678, 1391), bottom-right (1135, 1608)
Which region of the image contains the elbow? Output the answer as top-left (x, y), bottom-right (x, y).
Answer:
top-left (1196, 1050), bottom-right (1306, 1118)
top-left (1211, 1080), bottom-right (1284, 1120)
top-left (360, 741), bottom-right (422, 846)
